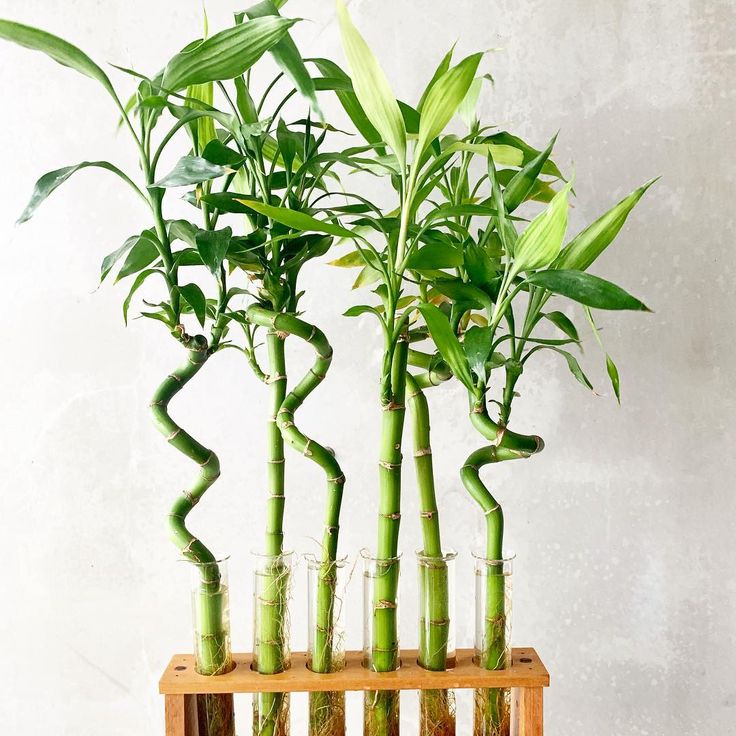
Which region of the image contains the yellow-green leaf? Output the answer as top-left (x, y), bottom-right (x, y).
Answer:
top-left (335, 0), bottom-right (406, 169)
top-left (416, 52), bottom-right (482, 164)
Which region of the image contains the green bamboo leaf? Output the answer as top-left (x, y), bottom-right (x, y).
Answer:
top-left (352, 263), bottom-right (382, 289)
top-left (244, 1), bottom-right (321, 116)
top-left (553, 347), bottom-right (593, 390)
top-left (329, 250), bottom-right (364, 267)
top-left (510, 180), bottom-right (573, 278)
top-left (344, 304), bottom-right (380, 317)
top-left (162, 16), bottom-right (298, 90)
top-left (152, 156), bottom-right (228, 188)
top-left (543, 311), bottom-right (580, 341)
top-left (18, 162), bottom-right (136, 224)
top-left (310, 57), bottom-right (383, 148)
top-left (335, 0), bottom-right (407, 168)
top-left (485, 131), bottom-right (563, 178)
top-left (417, 45), bottom-right (454, 113)
top-left (116, 231), bottom-right (160, 282)
top-left (168, 220), bottom-right (198, 247)
top-left (100, 235), bottom-right (138, 283)
top-left (406, 243), bottom-right (463, 270)
top-left (122, 268), bottom-right (164, 325)
top-left (443, 140), bottom-right (524, 167)
top-left (179, 283), bottom-right (207, 326)
top-left (606, 353), bottom-right (621, 403)
top-left (201, 139), bottom-right (246, 167)
top-left (527, 269), bottom-right (651, 311)
top-left (503, 133), bottom-right (557, 213)
top-left (416, 53), bottom-right (482, 163)
top-left (200, 192), bottom-right (257, 214)
top-left (185, 81), bottom-right (217, 155)
top-left (418, 303), bottom-right (474, 390)
top-left (236, 199), bottom-right (355, 238)
top-left (433, 279), bottom-right (493, 310)
top-left (458, 77), bottom-right (483, 129)
top-left (463, 325), bottom-right (494, 382)
top-left (196, 226), bottom-right (232, 274)
top-left (0, 20), bottom-right (115, 97)
top-left (464, 242), bottom-right (501, 291)
top-left (554, 178), bottom-right (658, 271)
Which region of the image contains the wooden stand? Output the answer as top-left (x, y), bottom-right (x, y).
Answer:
top-left (160, 647), bottom-right (549, 735)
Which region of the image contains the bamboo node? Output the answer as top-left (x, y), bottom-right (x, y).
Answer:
top-left (149, 400), bottom-right (164, 407)
top-left (383, 401), bottom-right (405, 412)
top-left (330, 474), bottom-right (346, 485)
top-left (309, 367), bottom-right (327, 380)
top-left (379, 460), bottom-right (401, 470)
top-left (268, 494), bottom-right (286, 500)
top-left (275, 330), bottom-right (289, 340)
top-left (307, 324), bottom-right (318, 342)
top-left (266, 373), bottom-right (287, 384)
top-left (183, 490), bottom-right (199, 506)
top-left (376, 600), bottom-right (397, 609)
top-left (379, 512), bottom-right (401, 520)
top-left (303, 440), bottom-right (313, 457)
top-left (199, 452), bottom-right (217, 468)
top-left (429, 618), bottom-right (451, 627)
top-left (420, 510), bottom-right (435, 519)
top-left (414, 447), bottom-right (432, 457)
top-left (318, 348), bottom-right (333, 361)
top-left (182, 537), bottom-right (200, 555)
top-left (167, 429), bottom-right (181, 441)
top-left (168, 373), bottom-right (183, 382)
top-left (325, 525), bottom-right (339, 535)
top-left (267, 458), bottom-right (285, 465)
top-left (484, 503), bottom-right (500, 515)
top-left (494, 425), bottom-right (507, 447)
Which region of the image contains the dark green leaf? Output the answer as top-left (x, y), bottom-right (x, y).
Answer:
top-left (244, 1), bottom-right (321, 115)
top-left (527, 269), bottom-right (651, 311)
top-left (606, 353), bottom-right (621, 403)
top-left (18, 161), bottom-right (135, 224)
top-left (418, 302), bottom-right (474, 390)
top-left (0, 20), bottom-right (115, 97)
top-left (503, 133), bottom-right (557, 213)
top-left (344, 304), bottom-right (379, 317)
top-left (162, 16), bottom-right (298, 90)
top-left (543, 311), bottom-right (580, 341)
top-left (201, 139), bottom-right (246, 167)
top-left (168, 220), bottom-right (198, 247)
top-left (200, 192), bottom-right (258, 214)
top-left (122, 268), bottom-right (164, 324)
top-left (236, 200), bottom-right (355, 238)
top-left (433, 279), bottom-right (493, 310)
top-left (196, 226), bottom-right (232, 274)
top-left (100, 235), bottom-right (137, 283)
top-left (152, 155), bottom-right (228, 188)
top-left (464, 242), bottom-right (501, 292)
top-left (485, 131), bottom-right (563, 178)
top-left (116, 231), bottom-right (160, 281)
top-left (179, 283), bottom-right (207, 326)
top-left (406, 243), bottom-right (463, 270)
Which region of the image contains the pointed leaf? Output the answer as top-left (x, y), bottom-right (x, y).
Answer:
top-left (196, 226), bottom-right (232, 274)
top-left (434, 279), bottom-right (493, 310)
top-left (458, 77), bottom-right (483, 128)
top-left (336, 0), bottom-right (406, 168)
top-left (418, 302), bottom-right (474, 390)
top-left (235, 199), bottom-right (354, 238)
top-left (555, 178), bottom-right (658, 271)
top-left (18, 161), bottom-right (134, 224)
top-left (543, 311), bottom-right (580, 341)
top-left (244, 1), bottom-right (321, 116)
top-left (503, 133), bottom-right (557, 213)
top-left (344, 304), bottom-right (380, 317)
top-left (0, 20), bottom-right (115, 97)
top-left (179, 283), bottom-right (207, 326)
top-left (417, 45), bottom-right (454, 112)
top-left (606, 353), bottom-right (621, 403)
top-left (406, 243), bottom-right (463, 270)
top-left (329, 250), bottom-right (364, 267)
top-left (464, 325), bottom-right (494, 381)
top-left (510, 180), bottom-right (573, 277)
top-left (352, 263), bottom-right (383, 289)
top-left (527, 269), bottom-right (651, 311)
top-left (416, 53), bottom-right (483, 163)
top-left (100, 235), bottom-right (138, 283)
top-left (122, 268), bottom-right (164, 325)
top-left (162, 16), bottom-right (298, 90)
top-left (201, 139), bottom-right (246, 167)
top-left (116, 231), bottom-right (160, 281)
top-left (152, 155), bottom-right (228, 188)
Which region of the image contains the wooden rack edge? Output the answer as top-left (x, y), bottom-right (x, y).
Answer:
top-left (160, 647), bottom-right (549, 695)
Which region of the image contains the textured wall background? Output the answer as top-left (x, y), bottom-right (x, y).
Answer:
top-left (0, 1), bottom-right (734, 734)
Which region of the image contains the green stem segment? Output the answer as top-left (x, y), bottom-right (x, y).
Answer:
top-left (248, 305), bottom-right (347, 736)
top-left (150, 333), bottom-right (234, 736)
top-left (407, 374), bottom-right (455, 736)
top-left (461, 405), bottom-right (544, 736)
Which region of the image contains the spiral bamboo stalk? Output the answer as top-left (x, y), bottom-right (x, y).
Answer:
top-left (150, 330), bottom-right (234, 736)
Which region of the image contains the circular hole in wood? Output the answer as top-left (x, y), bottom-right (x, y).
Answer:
top-left (519, 657), bottom-right (532, 664)
top-left (174, 665), bottom-right (187, 671)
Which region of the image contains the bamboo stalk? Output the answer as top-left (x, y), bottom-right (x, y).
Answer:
top-left (150, 331), bottom-right (234, 736)
top-left (248, 305), bottom-right (346, 736)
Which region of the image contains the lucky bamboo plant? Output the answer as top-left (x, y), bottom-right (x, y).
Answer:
top-left (0, 9), bottom-right (321, 736)
top-left (408, 127), bottom-right (655, 734)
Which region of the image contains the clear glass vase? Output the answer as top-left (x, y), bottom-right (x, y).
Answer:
top-left (252, 551), bottom-right (293, 736)
top-left (190, 557), bottom-right (235, 736)
top-left (362, 550), bottom-right (401, 736)
top-left (417, 549), bottom-right (457, 736)
top-left (306, 554), bottom-right (348, 736)
top-left (473, 553), bottom-right (514, 736)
